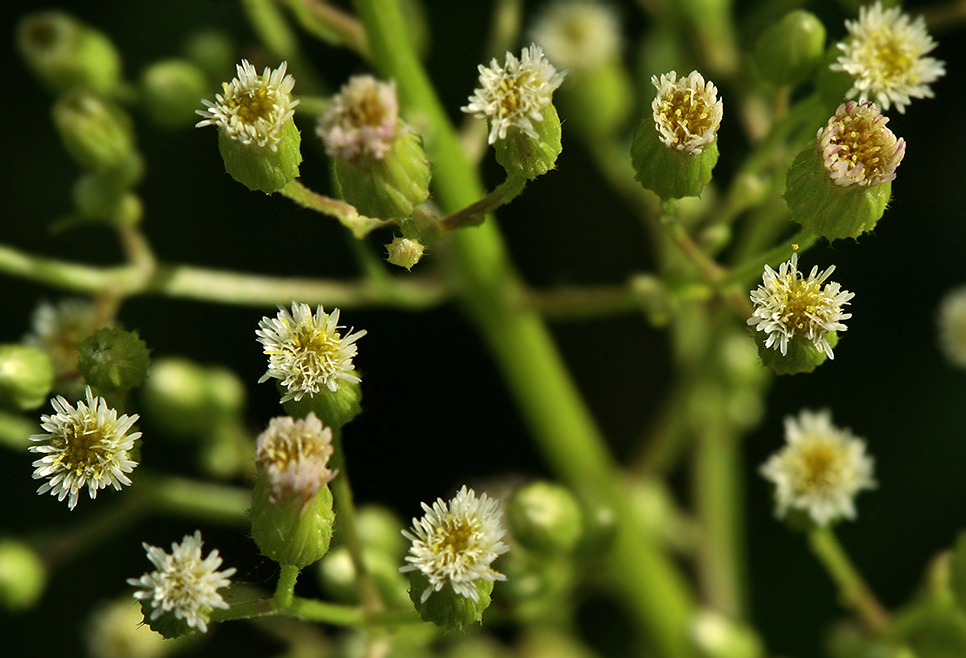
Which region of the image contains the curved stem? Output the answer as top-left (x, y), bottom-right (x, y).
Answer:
top-left (280, 180), bottom-right (392, 239)
top-left (274, 564), bottom-right (301, 609)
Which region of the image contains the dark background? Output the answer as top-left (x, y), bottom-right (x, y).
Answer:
top-left (2, 0), bottom-right (966, 656)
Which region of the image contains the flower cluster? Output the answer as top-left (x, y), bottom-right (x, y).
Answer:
top-left (401, 486), bottom-right (510, 603)
top-left (761, 410), bottom-right (876, 526)
top-left (195, 59), bottom-right (298, 150)
top-left (748, 254), bottom-right (854, 359)
top-left (128, 531), bottom-right (236, 634)
top-left (256, 303), bottom-right (365, 403)
top-left (650, 70), bottom-right (723, 155)
top-left (462, 44), bottom-right (566, 144)
top-left (818, 101), bottom-right (905, 187)
top-left (831, 1), bottom-right (945, 113)
top-left (28, 386), bottom-right (140, 510)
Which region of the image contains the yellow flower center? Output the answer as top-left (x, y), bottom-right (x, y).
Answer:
top-left (435, 517), bottom-right (479, 556)
top-left (227, 84), bottom-right (277, 124)
top-left (828, 111), bottom-right (893, 180)
top-left (866, 29), bottom-right (915, 79)
top-left (658, 89), bottom-right (715, 146)
top-left (792, 439), bottom-right (842, 493)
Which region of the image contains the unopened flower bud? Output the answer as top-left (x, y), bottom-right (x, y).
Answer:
top-left (691, 610), bottom-right (764, 658)
top-left (463, 45), bottom-right (566, 180)
top-left (355, 504), bottom-right (407, 559)
top-left (73, 174), bottom-right (143, 226)
top-left (317, 546), bottom-right (410, 609)
top-left (78, 326), bottom-right (150, 393)
top-left (319, 76), bottom-right (431, 220)
top-left (0, 345), bottom-right (53, 411)
top-left (196, 60), bottom-right (302, 193)
top-left (754, 11), bottom-right (826, 87)
top-left (53, 90), bottom-right (135, 172)
top-left (507, 481), bottom-right (583, 556)
top-left (141, 59), bottom-right (208, 129)
top-left (249, 414), bottom-right (336, 568)
top-left (409, 572), bottom-right (494, 630)
top-left (631, 70), bottom-right (723, 200)
top-left (181, 29), bottom-right (235, 81)
top-left (141, 357), bottom-right (243, 438)
top-left (16, 11), bottom-right (121, 95)
top-left (785, 101), bottom-right (904, 240)
top-left (386, 236), bottom-right (425, 270)
top-left (0, 539), bottom-right (47, 612)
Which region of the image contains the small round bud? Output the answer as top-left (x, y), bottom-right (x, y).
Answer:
top-left (73, 174), bottom-right (143, 226)
top-left (16, 11), bottom-right (122, 95)
top-left (754, 11), bottom-right (826, 87)
top-left (785, 101), bottom-right (903, 240)
top-left (140, 59), bottom-right (209, 129)
top-left (142, 357), bottom-right (219, 437)
top-left (507, 481), bottom-right (584, 556)
top-left (631, 71), bottom-right (722, 200)
top-left (249, 414), bottom-right (337, 568)
top-left (355, 504), bottom-right (407, 559)
top-left (181, 29), bottom-right (235, 81)
top-left (53, 90), bottom-right (136, 172)
top-left (317, 546), bottom-right (410, 609)
top-left (408, 571), bottom-right (494, 630)
top-left (85, 598), bottom-right (174, 658)
top-left (386, 236), bottom-right (425, 270)
top-left (573, 497), bottom-right (617, 559)
top-left (0, 539), bottom-right (47, 612)
top-left (0, 345), bottom-right (54, 411)
top-left (77, 326), bottom-right (150, 393)
top-left (691, 610), bottom-right (764, 658)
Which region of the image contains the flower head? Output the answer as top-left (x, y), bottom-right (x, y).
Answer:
top-left (529, 0), bottom-right (622, 71)
top-left (831, 1), bottom-right (945, 113)
top-left (651, 70), bottom-right (723, 155)
top-left (748, 253), bottom-right (854, 359)
top-left (937, 286), bottom-right (966, 369)
top-left (462, 44), bottom-right (566, 144)
top-left (317, 75), bottom-right (400, 162)
top-left (28, 386), bottom-right (140, 510)
top-left (761, 409), bottom-right (876, 526)
top-left (818, 101), bottom-right (905, 187)
top-left (256, 413), bottom-right (335, 504)
top-left (24, 297), bottom-right (100, 385)
top-left (256, 303), bottom-right (366, 403)
top-left (195, 59), bottom-right (299, 151)
top-left (128, 531), bottom-right (236, 634)
top-left (400, 486), bottom-right (510, 603)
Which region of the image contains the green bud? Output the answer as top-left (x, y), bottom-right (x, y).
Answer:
top-left (181, 29), bottom-right (235, 81)
top-left (53, 90), bottom-right (136, 172)
top-left (250, 477), bottom-right (335, 568)
top-left (0, 539), bottom-right (47, 612)
top-left (786, 101), bottom-right (905, 242)
top-left (494, 103), bottom-right (563, 181)
top-left (73, 174), bottom-right (143, 226)
top-left (507, 482), bottom-right (583, 556)
top-left (354, 504), bottom-right (407, 559)
top-left (0, 345), bottom-right (54, 411)
top-left (573, 497), bottom-right (617, 560)
top-left (755, 331), bottom-right (837, 376)
top-left (140, 59), bottom-right (209, 129)
top-left (218, 120), bottom-right (302, 193)
top-left (16, 11), bottom-right (122, 95)
top-left (317, 546), bottom-right (410, 609)
top-left (560, 64), bottom-right (633, 138)
top-left (691, 611), bottom-right (764, 658)
top-left (141, 357), bottom-right (216, 437)
top-left (754, 11), bottom-right (827, 87)
top-left (135, 597), bottom-right (197, 639)
top-left (77, 326), bottom-right (150, 393)
top-left (632, 119), bottom-right (719, 200)
top-left (281, 377), bottom-right (362, 430)
top-left (386, 236), bottom-right (425, 270)
top-left (408, 571), bottom-right (494, 630)
top-left (816, 46), bottom-right (856, 112)
top-left (519, 629), bottom-right (599, 658)
top-left (333, 131), bottom-right (431, 220)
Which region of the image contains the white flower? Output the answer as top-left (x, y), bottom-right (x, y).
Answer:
top-left (818, 101), bottom-right (905, 187)
top-left (256, 302), bottom-right (366, 403)
top-left (831, 1), bottom-right (945, 113)
top-left (24, 297), bottom-right (100, 384)
top-left (256, 413), bottom-right (335, 504)
top-left (28, 386), bottom-right (140, 510)
top-left (937, 286), bottom-right (966, 369)
top-left (651, 70), bottom-right (723, 155)
top-left (748, 253), bottom-right (854, 359)
top-left (760, 409), bottom-right (876, 526)
top-left (195, 59), bottom-right (299, 150)
top-left (530, 0), bottom-right (622, 71)
top-left (317, 75), bottom-right (400, 162)
top-left (462, 44), bottom-right (566, 144)
top-left (400, 486), bottom-right (510, 603)
top-left (128, 531), bottom-right (236, 634)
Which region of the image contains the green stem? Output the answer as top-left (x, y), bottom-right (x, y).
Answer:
top-left (139, 474), bottom-right (251, 525)
top-left (287, 597), bottom-right (366, 625)
top-left (330, 429), bottom-right (383, 612)
top-left (0, 242), bottom-right (448, 309)
top-left (353, 1), bottom-right (697, 655)
top-left (726, 229), bottom-right (819, 286)
top-left (274, 564), bottom-right (301, 609)
top-left (808, 526), bottom-right (891, 635)
top-left (280, 180), bottom-right (392, 239)
top-left (440, 175), bottom-right (527, 231)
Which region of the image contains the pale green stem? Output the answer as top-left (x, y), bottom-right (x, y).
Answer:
top-left (808, 526), bottom-right (891, 635)
top-left (483, 0), bottom-right (524, 61)
top-left (0, 242), bottom-right (448, 309)
top-left (280, 180), bottom-right (392, 239)
top-left (353, 1), bottom-right (697, 656)
top-left (274, 564), bottom-right (301, 609)
top-left (139, 474), bottom-right (251, 525)
top-left (285, 0), bottom-right (369, 57)
top-left (242, 0), bottom-right (324, 93)
top-left (330, 429), bottom-right (383, 612)
top-left (440, 175), bottom-right (527, 231)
